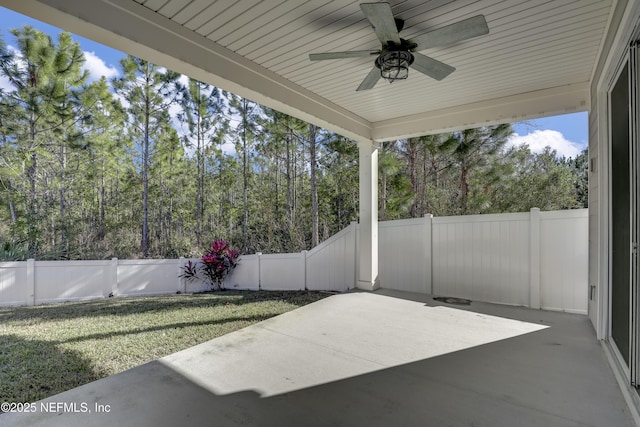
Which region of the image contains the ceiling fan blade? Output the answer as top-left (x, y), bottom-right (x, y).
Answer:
top-left (409, 15), bottom-right (489, 50)
top-left (360, 2), bottom-right (401, 46)
top-left (356, 67), bottom-right (381, 91)
top-left (309, 50), bottom-right (379, 61)
top-left (410, 53), bottom-right (455, 81)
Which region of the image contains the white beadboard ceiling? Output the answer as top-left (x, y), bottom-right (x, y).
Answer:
top-left (1, 0), bottom-right (614, 142)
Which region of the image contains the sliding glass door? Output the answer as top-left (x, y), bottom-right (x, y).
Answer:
top-left (610, 60), bottom-right (631, 369)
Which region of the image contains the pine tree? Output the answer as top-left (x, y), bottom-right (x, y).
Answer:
top-left (74, 77), bottom-right (128, 256)
top-left (113, 56), bottom-right (180, 257)
top-left (228, 95), bottom-right (261, 253)
top-left (0, 26), bottom-right (87, 256)
top-left (308, 124), bottom-right (320, 247)
top-left (441, 124), bottom-right (512, 214)
top-left (178, 79), bottom-right (227, 248)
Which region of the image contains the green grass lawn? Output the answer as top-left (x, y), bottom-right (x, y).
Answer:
top-left (0, 290), bottom-right (330, 404)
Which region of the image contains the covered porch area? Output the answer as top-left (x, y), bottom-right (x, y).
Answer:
top-left (1, 0), bottom-right (640, 423)
top-left (2, 290), bottom-right (634, 426)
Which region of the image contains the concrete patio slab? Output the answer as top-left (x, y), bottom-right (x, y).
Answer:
top-left (1, 290), bottom-right (635, 426)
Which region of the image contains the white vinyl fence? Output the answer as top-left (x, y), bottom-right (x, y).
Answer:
top-left (379, 208), bottom-right (588, 314)
top-left (0, 258), bottom-right (212, 306)
top-left (0, 209), bottom-right (587, 313)
top-left (0, 223), bottom-right (360, 307)
top-left (224, 222), bottom-right (358, 292)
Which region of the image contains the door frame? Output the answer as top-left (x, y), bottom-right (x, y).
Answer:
top-left (607, 54), bottom-right (633, 378)
top-left (630, 38), bottom-right (640, 387)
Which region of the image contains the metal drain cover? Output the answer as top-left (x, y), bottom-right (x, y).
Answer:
top-left (433, 296), bottom-right (472, 305)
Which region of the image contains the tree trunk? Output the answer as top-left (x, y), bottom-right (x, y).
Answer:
top-left (196, 112), bottom-right (203, 248)
top-left (460, 162), bottom-right (469, 215)
top-left (9, 198), bottom-right (17, 224)
top-left (380, 170), bottom-right (387, 221)
top-left (99, 175), bottom-right (106, 240)
top-left (59, 143), bottom-right (68, 257)
top-left (242, 99), bottom-right (249, 253)
top-left (407, 138), bottom-right (419, 217)
top-left (285, 128), bottom-right (292, 248)
top-left (141, 88), bottom-right (150, 257)
top-left (27, 119), bottom-right (38, 256)
top-left (309, 124), bottom-right (319, 247)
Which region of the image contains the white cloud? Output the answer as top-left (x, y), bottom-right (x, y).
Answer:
top-left (219, 140), bottom-right (236, 155)
top-left (169, 101), bottom-right (185, 134)
top-left (0, 47), bottom-right (119, 89)
top-left (83, 51), bottom-right (119, 81)
top-left (0, 75), bottom-right (12, 92)
top-left (507, 129), bottom-right (582, 159)
top-left (112, 92), bottom-right (130, 110)
top-left (0, 45), bottom-right (20, 91)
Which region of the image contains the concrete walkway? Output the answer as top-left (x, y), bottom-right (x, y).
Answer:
top-left (2, 290), bottom-right (635, 426)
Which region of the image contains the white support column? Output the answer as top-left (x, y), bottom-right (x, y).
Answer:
top-left (357, 140), bottom-right (379, 290)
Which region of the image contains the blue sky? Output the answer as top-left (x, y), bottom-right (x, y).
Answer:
top-left (510, 113), bottom-right (587, 158)
top-left (0, 6), bottom-right (588, 158)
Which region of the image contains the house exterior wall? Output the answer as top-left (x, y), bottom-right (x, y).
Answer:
top-left (589, 0), bottom-right (636, 337)
top-left (588, 1), bottom-right (640, 420)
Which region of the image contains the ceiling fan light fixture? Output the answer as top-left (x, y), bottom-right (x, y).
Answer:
top-left (376, 50), bottom-right (414, 83)
top-left (308, 3), bottom-right (489, 91)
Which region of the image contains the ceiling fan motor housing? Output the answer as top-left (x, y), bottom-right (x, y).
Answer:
top-left (375, 40), bottom-right (416, 81)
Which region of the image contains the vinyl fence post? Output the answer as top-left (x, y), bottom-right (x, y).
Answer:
top-left (26, 258), bottom-right (35, 306)
top-left (353, 222), bottom-right (359, 289)
top-left (424, 214), bottom-right (434, 295)
top-left (256, 252), bottom-right (262, 290)
top-left (111, 258), bottom-right (119, 297)
top-left (302, 250), bottom-right (308, 290)
top-left (178, 257), bottom-right (185, 293)
top-left (530, 208), bottom-right (541, 309)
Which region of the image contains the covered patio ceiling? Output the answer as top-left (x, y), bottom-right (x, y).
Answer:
top-left (1, 0), bottom-right (611, 143)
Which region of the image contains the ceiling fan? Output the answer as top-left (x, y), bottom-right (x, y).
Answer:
top-left (309, 2), bottom-right (489, 91)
